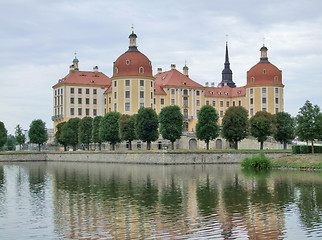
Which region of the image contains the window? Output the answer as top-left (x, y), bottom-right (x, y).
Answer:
top-left (183, 89), bottom-right (188, 95)
top-left (206, 100), bottom-right (209, 105)
top-left (154, 98), bottom-right (156, 104)
top-left (151, 92), bottom-right (153, 99)
top-left (114, 92), bottom-right (117, 99)
top-left (114, 103), bottom-right (117, 111)
top-left (262, 97), bottom-right (266, 104)
top-left (86, 98), bottom-right (89, 104)
top-left (140, 80), bottom-right (144, 86)
top-left (220, 111), bottom-right (223, 117)
top-left (104, 98), bottom-right (107, 104)
top-left (114, 81), bottom-right (117, 87)
top-left (93, 89), bottom-right (97, 95)
top-left (86, 89), bottom-right (89, 94)
top-left (274, 76), bottom-right (278, 82)
top-left (197, 110), bottom-right (199, 115)
top-left (233, 101), bottom-right (235, 106)
top-left (140, 103), bottom-right (144, 108)
top-left (263, 69), bottom-right (266, 74)
top-left (183, 97), bottom-right (188, 106)
top-left (171, 99), bottom-right (175, 105)
top-left (220, 101), bottom-right (223, 107)
top-left (114, 67), bottom-right (118, 74)
top-left (262, 88), bottom-right (266, 94)
top-left (70, 88), bottom-right (74, 94)
top-left (161, 98), bottom-right (164, 105)
top-left (250, 98), bottom-right (253, 104)
top-left (139, 67), bottom-right (144, 73)
top-left (61, 89), bottom-right (63, 94)
top-left (126, 59), bottom-right (130, 65)
top-left (262, 108), bottom-right (267, 111)
top-left (171, 89), bottom-right (175, 94)
top-left (125, 91), bottom-right (130, 98)
top-left (93, 99), bottom-right (97, 104)
top-left (196, 90), bottom-right (200, 96)
top-left (70, 97), bottom-right (74, 104)
top-left (275, 88), bottom-right (279, 94)
top-left (109, 97), bottom-right (111, 104)
top-left (93, 109), bottom-right (97, 116)
top-left (78, 108), bottom-right (82, 115)
top-left (125, 102), bottom-right (130, 111)
top-left (78, 98), bottom-right (82, 104)
top-left (251, 77), bottom-right (255, 83)
top-left (212, 101), bottom-right (215, 107)
top-left (151, 82), bottom-right (153, 87)
top-left (125, 80), bottom-right (130, 86)
top-left (275, 108), bottom-right (279, 113)
top-left (226, 101), bottom-right (229, 107)
top-left (70, 108), bottom-right (74, 115)
top-left (78, 88), bottom-right (82, 94)
top-left (86, 108), bottom-right (89, 116)
top-left (55, 90), bottom-right (57, 96)
top-left (239, 101), bottom-right (241, 106)
top-left (196, 100), bottom-right (200, 106)
top-left (250, 88), bottom-right (253, 94)
top-left (184, 109), bottom-right (188, 118)
top-left (250, 108), bottom-right (253, 116)
top-left (275, 98), bottom-right (279, 104)
top-left (140, 91), bottom-right (144, 98)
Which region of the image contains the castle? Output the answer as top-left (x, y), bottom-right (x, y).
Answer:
top-left (52, 30), bottom-right (284, 136)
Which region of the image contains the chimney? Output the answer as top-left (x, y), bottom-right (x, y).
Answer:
top-left (93, 66), bottom-right (99, 74)
top-left (205, 82), bottom-right (209, 87)
top-left (157, 68), bottom-right (162, 74)
top-left (69, 64), bottom-right (75, 73)
top-left (171, 64), bottom-right (176, 70)
top-left (211, 82), bottom-right (215, 87)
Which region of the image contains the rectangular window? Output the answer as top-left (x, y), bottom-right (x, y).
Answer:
top-left (226, 101), bottom-right (229, 107)
top-left (114, 81), bottom-right (117, 87)
top-left (78, 98), bottom-right (82, 104)
top-left (250, 88), bottom-right (253, 94)
top-left (125, 102), bottom-right (130, 111)
top-left (114, 103), bottom-right (117, 111)
top-left (86, 98), bottom-right (89, 104)
top-left (275, 108), bottom-right (279, 113)
top-left (78, 108), bottom-right (82, 116)
top-left (140, 91), bottom-right (144, 98)
top-left (239, 100), bottom-right (241, 106)
top-left (140, 80), bottom-right (144, 86)
top-left (140, 103), bottom-right (144, 108)
top-left (196, 90), bottom-right (200, 96)
top-left (58, 89), bottom-right (60, 95)
top-left (250, 98), bottom-right (253, 104)
top-left (250, 108), bottom-right (253, 116)
top-left (70, 108), bottom-right (74, 115)
top-left (151, 92), bottom-right (153, 99)
top-left (220, 111), bottom-right (223, 117)
top-left (70, 97), bottom-right (74, 104)
top-left (125, 91), bottom-right (130, 98)
top-left (93, 89), bottom-right (97, 95)
top-left (86, 89), bottom-right (89, 94)
top-left (262, 108), bottom-right (267, 111)
top-left (154, 98), bottom-right (156, 104)
top-left (55, 90), bottom-right (57, 96)
top-left (196, 100), bottom-right (200, 106)
top-left (262, 88), bottom-right (266, 94)
top-left (262, 97), bottom-right (266, 104)
top-left (114, 92), bottom-right (117, 99)
top-left (86, 108), bottom-right (89, 116)
top-left (61, 89), bottom-right (63, 94)
top-left (275, 88), bottom-right (279, 94)
top-left (151, 82), bottom-right (153, 87)
top-left (275, 98), bottom-right (279, 104)
top-left (220, 101), bottom-right (223, 107)
top-left (161, 98), bottom-right (164, 105)
top-left (109, 97), bottom-right (111, 104)
top-left (212, 101), bottom-right (216, 107)
top-left (93, 109), bottom-right (97, 116)
top-left (206, 100), bottom-right (209, 105)
top-left (233, 101), bottom-right (235, 106)
top-left (93, 99), bottom-right (97, 104)
top-left (171, 89), bottom-right (175, 94)
top-left (197, 110), bottom-right (199, 115)
top-left (70, 88), bottom-right (74, 94)
top-left (104, 98), bottom-right (107, 104)
top-left (78, 88), bottom-right (82, 94)
top-left (125, 80), bottom-right (130, 86)
top-left (171, 99), bottom-right (175, 105)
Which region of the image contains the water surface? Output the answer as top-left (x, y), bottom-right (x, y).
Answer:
top-left (0, 162), bottom-right (321, 239)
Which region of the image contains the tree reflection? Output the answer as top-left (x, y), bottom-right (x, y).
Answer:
top-left (136, 175), bottom-right (158, 208)
top-left (160, 176), bottom-right (183, 216)
top-left (196, 175), bottom-right (218, 216)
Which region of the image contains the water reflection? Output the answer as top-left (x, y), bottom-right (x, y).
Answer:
top-left (0, 162), bottom-right (321, 239)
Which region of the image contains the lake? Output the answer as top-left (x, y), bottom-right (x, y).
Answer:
top-left (0, 162), bottom-right (321, 239)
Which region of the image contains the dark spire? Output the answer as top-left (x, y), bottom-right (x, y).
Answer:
top-left (219, 42), bottom-right (236, 88)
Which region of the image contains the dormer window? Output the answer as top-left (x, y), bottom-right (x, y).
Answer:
top-left (263, 69), bottom-right (266, 74)
top-left (218, 91), bottom-right (222, 95)
top-left (225, 92), bottom-right (229, 95)
top-left (114, 67), bottom-right (118, 74)
top-left (274, 76), bottom-right (278, 82)
top-left (251, 77), bottom-right (255, 83)
top-left (126, 60), bottom-right (130, 65)
top-left (139, 67), bottom-right (144, 73)
top-left (183, 81), bottom-right (186, 85)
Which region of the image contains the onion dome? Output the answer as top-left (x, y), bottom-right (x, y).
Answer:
top-left (247, 45), bottom-right (282, 86)
top-left (112, 31), bottom-right (152, 77)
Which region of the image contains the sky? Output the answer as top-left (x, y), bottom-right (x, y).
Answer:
top-left (1, 0), bottom-right (321, 134)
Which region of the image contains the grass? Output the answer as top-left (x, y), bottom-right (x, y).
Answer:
top-left (271, 154), bottom-right (322, 169)
top-left (240, 154), bottom-right (272, 170)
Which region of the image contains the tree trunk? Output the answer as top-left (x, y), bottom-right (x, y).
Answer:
top-left (64, 145), bottom-right (67, 151)
top-left (235, 141), bottom-right (238, 150)
top-left (147, 141), bottom-right (151, 150)
top-left (311, 141), bottom-right (314, 154)
top-left (171, 141), bottom-right (174, 150)
top-left (129, 141), bottom-right (132, 150)
top-left (283, 141), bottom-right (287, 150)
top-left (112, 144), bottom-right (115, 151)
top-left (99, 143), bottom-right (101, 151)
top-left (73, 145), bottom-right (76, 151)
top-left (260, 141), bottom-right (264, 150)
top-left (38, 144), bottom-right (41, 151)
top-left (206, 141), bottom-right (209, 150)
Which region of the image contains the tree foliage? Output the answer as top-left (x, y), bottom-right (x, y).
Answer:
top-left (99, 112), bottom-right (122, 150)
top-left (92, 115), bottom-right (103, 150)
top-left (61, 118), bottom-right (80, 151)
top-left (159, 105), bottom-right (183, 150)
top-left (119, 114), bottom-right (137, 150)
top-left (0, 121), bottom-right (8, 150)
top-left (15, 124), bottom-right (26, 150)
top-left (28, 119), bottom-right (48, 151)
top-left (196, 105), bottom-right (220, 150)
top-left (78, 117), bottom-right (93, 150)
top-left (55, 122), bottom-right (68, 151)
top-left (274, 112), bottom-right (295, 149)
top-left (222, 106), bottom-right (249, 150)
top-left (296, 100), bottom-right (321, 153)
top-left (135, 107), bottom-right (159, 150)
top-left (249, 111), bottom-right (275, 150)
top-left (5, 135), bottom-right (16, 151)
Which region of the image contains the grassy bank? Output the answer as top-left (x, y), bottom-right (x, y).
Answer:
top-left (271, 154), bottom-right (322, 169)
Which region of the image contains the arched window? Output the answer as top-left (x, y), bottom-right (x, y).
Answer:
top-left (274, 76), bottom-right (278, 82)
top-left (126, 59), bottom-right (130, 65)
top-left (139, 67), bottom-right (144, 73)
top-left (251, 77), bottom-right (255, 83)
top-left (114, 67), bottom-right (118, 74)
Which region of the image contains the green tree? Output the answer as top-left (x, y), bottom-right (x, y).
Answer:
top-left (78, 117), bottom-right (93, 150)
top-left (222, 106), bottom-right (249, 150)
top-left (5, 135), bottom-right (16, 151)
top-left (274, 112), bottom-right (295, 150)
top-left (92, 116), bottom-right (103, 150)
top-left (0, 121), bottom-right (8, 150)
top-left (61, 118), bottom-right (80, 151)
top-left (196, 105), bottom-right (220, 150)
top-left (28, 119), bottom-right (48, 151)
top-left (15, 124), bottom-right (26, 150)
top-left (135, 107), bottom-right (159, 150)
top-left (296, 100), bottom-right (321, 153)
top-left (99, 112), bottom-right (122, 150)
top-left (55, 122), bottom-right (68, 151)
top-left (119, 114), bottom-right (137, 150)
top-left (249, 111), bottom-right (275, 150)
top-left (159, 105), bottom-right (183, 150)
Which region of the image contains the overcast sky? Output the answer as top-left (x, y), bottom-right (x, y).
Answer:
top-left (1, 0), bottom-right (321, 134)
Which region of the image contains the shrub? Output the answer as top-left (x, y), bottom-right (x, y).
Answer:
top-left (300, 145), bottom-right (310, 154)
top-left (241, 154), bottom-right (272, 170)
top-left (293, 145), bottom-right (322, 154)
top-left (292, 145), bottom-right (301, 154)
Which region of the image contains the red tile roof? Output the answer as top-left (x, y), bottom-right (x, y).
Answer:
top-left (53, 71), bottom-right (111, 88)
top-left (247, 62), bottom-right (282, 86)
top-left (204, 85), bottom-right (245, 98)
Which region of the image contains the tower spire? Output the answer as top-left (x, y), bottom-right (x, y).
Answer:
top-left (128, 25), bottom-right (139, 52)
top-left (219, 41), bottom-right (236, 88)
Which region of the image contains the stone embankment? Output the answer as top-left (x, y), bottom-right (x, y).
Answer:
top-left (0, 152), bottom-right (291, 165)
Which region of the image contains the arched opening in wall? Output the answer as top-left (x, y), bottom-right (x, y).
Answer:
top-left (216, 139), bottom-right (222, 149)
top-left (183, 121), bottom-right (189, 131)
top-left (189, 138), bottom-right (197, 150)
top-left (157, 141), bottom-right (162, 150)
top-left (137, 142), bottom-right (141, 150)
top-left (126, 142), bottom-right (130, 150)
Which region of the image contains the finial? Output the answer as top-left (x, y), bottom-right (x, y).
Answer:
top-left (226, 34), bottom-right (229, 43)
top-left (263, 37), bottom-right (265, 46)
top-left (131, 24), bottom-right (134, 33)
